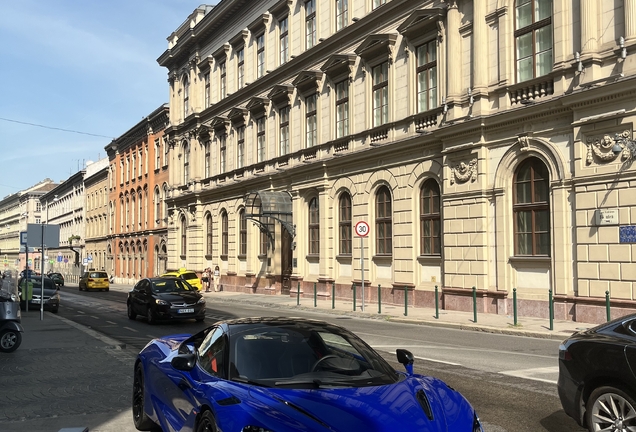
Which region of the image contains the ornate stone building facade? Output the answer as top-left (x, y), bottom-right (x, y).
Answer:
top-left (106, 105), bottom-right (170, 284)
top-left (82, 158), bottom-right (110, 272)
top-left (158, 0), bottom-right (636, 323)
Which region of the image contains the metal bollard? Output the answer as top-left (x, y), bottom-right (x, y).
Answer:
top-left (513, 288), bottom-right (518, 326)
top-left (314, 282), bottom-right (317, 307)
top-left (434, 285), bottom-right (439, 319)
top-left (332, 282), bottom-right (335, 309)
top-left (378, 284), bottom-right (382, 314)
top-left (472, 286), bottom-right (477, 323)
top-left (353, 283), bottom-right (356, 311)
top-left (549, 289), bottom-right (553, 331)
top-left (404, 286), bottom-right (408, 316)
top-left (606, 290), bottom-right (611, 322)
top-left (297, 282), bottom-right (300, 306)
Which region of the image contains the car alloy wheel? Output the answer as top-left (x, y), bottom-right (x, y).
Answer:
top-left (0, 329), bottom-right (21, 353)
top-left (195, 410), bottom-right (218, 432)
top-left (132, 363), bottom-right (156, 430)
top-left (586, 386), bottom-right (636, 432)
top-left (127, 303), bottom-right (137, 320)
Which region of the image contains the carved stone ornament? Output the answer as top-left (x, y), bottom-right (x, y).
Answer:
top-left (517, 135), bottom-right (530, 151)
top-left (585, 131), bottom-right (628, 165)
top-left (450, 158), bottom-right (478, 185)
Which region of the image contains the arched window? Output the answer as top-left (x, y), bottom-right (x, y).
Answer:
top-left (420, 179), bottom-right (441, 255)
top-left (308, 198), bottom-right (319, 255)
top-left (513, 157), bottom-right (550, 256)
top-left (154, 187), bottom-right (161, 227)
top-left (221, 211), bottom-right (229, 256)
top-left (183, 75), bottom-right (190, 118)
top-left (130, 194), bottom-right (135, 230)
top-left (339, 192), bottom-right (352, 255)
top-left (206, 214), bottom-right (213, 256)
top-left (183, 141), bottom-right (190, 184)
top-left (375, 186), bottom-right (392, 255)
top-left (138, 190), bottom-right (143, 228)
top-left (180, 216), bottom-right (187, 257)
top-left (515, 0), bottom-right (553, 82)
top-left (239, 209), bottom-right (247, 256)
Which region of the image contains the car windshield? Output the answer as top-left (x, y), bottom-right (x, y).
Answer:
top-left (181, 272), bottom-right (198, 280)
top-left (89, 272), bottom-right (108, 278)
top-left (152, 279), bottom-right (193, 293)
top-left (228, 323), bottom-right (400, 388)
top-left (21, 278), bottom-right (56, 290)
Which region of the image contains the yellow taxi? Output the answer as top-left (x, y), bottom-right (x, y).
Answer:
top-left (79, 271), bottom-right (110, 292)
top-left (160, 268), bottom-right (202, 291)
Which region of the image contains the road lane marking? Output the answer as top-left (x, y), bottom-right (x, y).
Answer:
top-left (371, 346), bottom-right (463, 366)
top-left (415, 356), bottom-right (461, 366)
top-left (123, 326), bottom-right (138, 332)
top-left (500, 366), bottom-right (558, 384)
top-left (106, 321), bottom-right (116, 325)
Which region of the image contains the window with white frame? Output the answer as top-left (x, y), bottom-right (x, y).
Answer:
top-left (206, 214), bottom-right (213, 256)
top-left (416, 40), bottom-right (437, 113)
top-left (305, 94), bottom-right (317, 148)
top-left (257, 116), bottom-right (266, 163)
top-left (372, 62), bottom-right (389, 127)
top-left (375, 186), bottom-right (392, 255)
top-left (305, 0), bottom-right (316, 49)
top-left (335, 80), bottom-right (349, 138)
top-left (183, 75), bottom-right (190, 118)
top-left (256, 33), bottom-right (265, 78)
top-left (336, 0), bottom-right (348, 31)
top-left (420, 179), bottom-right (441, 255)
top-left (204, 140), bottom-right (211, 178)
top-left (204, 72), bottom-right (210, 108)
top-left (237, 47), bottom-right (244, 88)
top-left (154, 187), bottom-right (161, 226)
top-left (280, 16), bottom-right (289, 65)
top-left (183, 142), bottom-right (190, 184)
top-left (515, 0), bottom-right (553, 82)
top-left (513, 157), bottom-right (550, 256)
top-left (221, 211), bottom-right (229, 256)
top-left (237, 125), bottom-right (245, 168)
top-left (239, 209), bottom-right (247, 256)
top-left (180, 217), bottom-right (187, 257)
top-left (339, 192), bottom-right (352, 255)
top-left (279, 106), bottom-right (290, 156)
top-left (155, 139), bottom-right (160, 170)
top-left (126, 157), bottom-right (130, 182)
top-left (309, 197), bottom-right (319, 255)
top-left (219, 61), bottom-right (227, 99)
top-left (219, 134), bottom-right (227, 173)
top-left (373, 0), bottom-right (387, 9)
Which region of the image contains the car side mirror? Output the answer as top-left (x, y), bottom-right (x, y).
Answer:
top-left (171, 353), bottom-right (197, 371)
top-left (396, 349), bottom-right (414, 375)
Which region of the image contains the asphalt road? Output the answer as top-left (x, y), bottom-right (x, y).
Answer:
top-left (51, 285), bottom-right (585, 432)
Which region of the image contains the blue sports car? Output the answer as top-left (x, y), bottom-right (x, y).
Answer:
top-left (133, 317), bottom-right (484, 432)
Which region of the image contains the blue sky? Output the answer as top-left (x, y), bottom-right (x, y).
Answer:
top-left (0, 0), bottom-right (213, 199)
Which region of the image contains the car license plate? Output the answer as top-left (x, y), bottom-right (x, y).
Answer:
top-left (178, 308), bottom-right (194, 314)
top-left (31, 299), bottom-right (41, 304)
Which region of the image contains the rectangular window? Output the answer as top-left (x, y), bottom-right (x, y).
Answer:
top-left (305, 94), bottom-right (317, 148)
top-left (336, 0), bottom-right (348, 31)
top-left (257, 33), bottom-right (265, 78)
top-left (279, 106), bottom-right (290, 156)
top-left (260, 230), bottom-right (268, 256)
top-left (204, 141), bottom-right (211, 178)
top-left (219, 135), bottom-right (227, 173)
top-left (239, 212), bottom-right (247, 256)
top-left (237, 48), bottom-right (244, 88)
top-left (120, 161), bottom-right (124, 184)
top-left (204, 72), bottom-right (210, 108)
top-left (305, 0), bottom-right (316, 49)
top-left (237, 125), bottom-right (245, 169)
top-left (416, 41), bottom-right (437, 113)
top-left (372, 62), bottom-right (389, 127)
top-left (335, 80), bottom-right (349, 138)
top-left (515, 0), bottom-right (553, 82)
top-left (219, 61), bottom-right (227, 99)
top-left (257, 116), bottom-right (266, 163)
top-left (373, 0), bottom-right (386, 9)
top-left (280, 17), bottom-right (289, 65)
top-left (309, 198), bottom-right (320, 255)
top-left (132, 154), bottom-right (136, 179)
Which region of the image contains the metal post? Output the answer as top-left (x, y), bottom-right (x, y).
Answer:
top-left (314, 282), bottom-right (317, 308)
top-left (434, 285), bottom-right (439, 319)
top-left (605, 290), bottom-right (611, 322)
top-left (472, 286), bottom-right (477, 323)
top-left (513, 288), bottom-right (518, 326)
top-left (297, 282), bottom-right (300, 306)
top-left (549, 289), bottom-right (553, 331)
top-left (404, 286), bottom-right (408, 316)
top-left (378, 284), bottom-right (381, 314)
top-left (24, 240), bottom-right (28, 312)
top-left (40, 224), bottom-right (45, 321)
top-left (353, 283), bottom-right (356, 311)
top-left (332, 282), bottom-right (335, 309)
top-left (360, 236), bottom-right (365, 312)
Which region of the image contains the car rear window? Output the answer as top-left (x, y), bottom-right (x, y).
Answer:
top-left (90, 272), bottom-right (108, 278)
top-left (182, 272), bottom-right (198, 280)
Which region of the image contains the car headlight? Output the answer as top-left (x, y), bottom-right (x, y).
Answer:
top-left (156, 299), bottom-right (169, 305)
top-left (473, 413), bottom-right (484, 432)
top-left (197, 297), bottom-right (206, 304)
top-left (241, 427), bottom-right (275, 432)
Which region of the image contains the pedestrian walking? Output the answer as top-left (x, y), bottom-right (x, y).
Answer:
top-left (213, 266), bottom-right (220, 292)
top-left (202, 268), bottom-right (210, 292)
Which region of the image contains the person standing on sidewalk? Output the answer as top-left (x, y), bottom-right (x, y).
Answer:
top-left (202, 268), bottom-right (210, 292)
top-left (213, 266), bottom-right (220, 292)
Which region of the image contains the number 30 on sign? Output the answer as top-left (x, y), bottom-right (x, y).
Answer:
top-left (355, 221), bottom-right (370, 237)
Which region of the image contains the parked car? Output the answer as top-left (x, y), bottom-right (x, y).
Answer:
top-left (19, 269), bottom-right (38, 279)
top-left (132, 317), bottom-right (484, 432)
top-left (558, 313), bottom-right (636, 432)
top-left (47, 272), bottom-right (64, 287)
top-left (79, 271), bottom-right (110, 291)
top-left (127, 277), bottom-right (206, 324)
top-left (17, 277), bottom-right (60, 313)
top-left (160, 268), bottom-right (202, 291)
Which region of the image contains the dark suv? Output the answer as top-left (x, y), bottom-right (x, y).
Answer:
top-left (48, 272), bottom-right (65, 287)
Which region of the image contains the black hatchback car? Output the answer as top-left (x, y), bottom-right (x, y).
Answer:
top-left (127, 277), bottom-right (205, 324)
top-left (558, 313), bottom-right (636, 432)
top-left (17, 277), bottom-right (60, 313)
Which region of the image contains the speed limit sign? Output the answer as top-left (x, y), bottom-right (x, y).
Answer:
top-left (355, 221), bottom-right (370, 237)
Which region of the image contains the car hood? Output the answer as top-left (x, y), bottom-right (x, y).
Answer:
top-left (155, 292), bottom-right (201, 302)
top-left (236, 375), bottom-right (475, 432)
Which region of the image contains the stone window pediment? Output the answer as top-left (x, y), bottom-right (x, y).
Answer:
top-left (355, 33), bottom-right (398, 64)
top-left (292, 70), bottom-right (323, 96)
top-left (248, 13), bottom-right (270, 35)
top-left (247, 96), bottom-right (270, 116)
top-left (211, 116), bottom-right (229, 135)
top-left (397, 8), bottom-right (447, 39)
top-left (268, 84), bottom-right (294, 108)
top-left (229, 29), bottom-right (249, 49)
top-left (270, 0), bottom-right (292, 21)
top-left (320, 54), bottom-right (357, 80)
top-left (213, 43), bottom-right (231, 62)
top-left (197, 55), bottom-right (214, 73)
top-left (228, 107), bottom-right (248, 126)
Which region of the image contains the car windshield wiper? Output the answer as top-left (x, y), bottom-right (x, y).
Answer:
top-left (231, 376), bottom-right (271, 387)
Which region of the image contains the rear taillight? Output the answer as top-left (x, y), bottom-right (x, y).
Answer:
top-left (88, 278), bottom-right (94, 282)
top-left (559, 343), bottom-right (572, 361)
